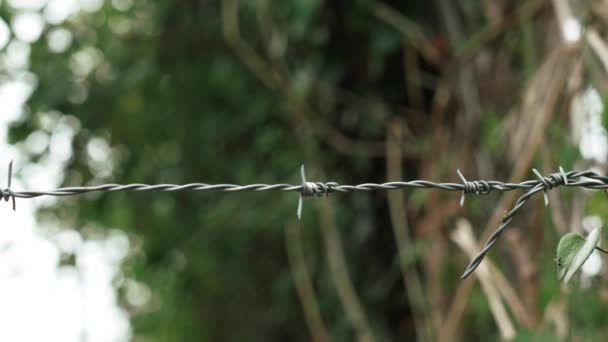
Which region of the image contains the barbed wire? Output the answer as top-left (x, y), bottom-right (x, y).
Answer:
top-left (2, 161), bottom-right (608, 279)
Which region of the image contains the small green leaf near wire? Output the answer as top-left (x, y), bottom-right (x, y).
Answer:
top-left (556, 227), bottom-right (603, 284)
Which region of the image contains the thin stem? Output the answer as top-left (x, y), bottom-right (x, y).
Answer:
top-left (595, 246), bottom-right (608, 254)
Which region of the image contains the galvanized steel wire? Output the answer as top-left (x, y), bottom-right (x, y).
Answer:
top-left (3, 161), bottom-right (608, 279)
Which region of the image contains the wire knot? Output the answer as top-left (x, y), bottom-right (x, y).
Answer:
top-left (462, 180), bottom-right (491, 195)
top-left (532, 167), bottom-right (568, 207)
top-left (457, 169), bottom-right (492, 206)
top-left (297, 165), bottom-right (337, 220)
top-left (1, 161), bottom-right (15, 210)
top-left (301, 181), bottom-right (337, 197)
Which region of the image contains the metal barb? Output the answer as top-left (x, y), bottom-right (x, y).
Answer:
top-left (1, 160), bottom-right (16, 210)
top-left (559, 166), bottom-right (568, 185)
top-left (457, 169), bottom-right (467, 207)
top-left (532, 168), bottom-right (550, 207)
top-left (297, 165), bottom-right (306, 220)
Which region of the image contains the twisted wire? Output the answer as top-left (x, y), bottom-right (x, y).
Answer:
top-left (3, 161), bottom-right (608, 279)
top-left (12, 174), bottom-right (608, 198)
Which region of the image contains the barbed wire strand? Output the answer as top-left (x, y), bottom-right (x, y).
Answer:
top-left (3, 162), bottom-right (608, 279)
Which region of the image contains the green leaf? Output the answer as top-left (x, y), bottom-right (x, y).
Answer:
top-left (556, 232), bottom-right (584, 281)
top-left (556, 227), bottom-right (603, 284)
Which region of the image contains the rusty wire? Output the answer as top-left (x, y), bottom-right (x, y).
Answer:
top-left (2, 161), bottom-right (608, 279)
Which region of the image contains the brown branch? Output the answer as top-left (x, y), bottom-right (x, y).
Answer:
top-left (440, 43), bottom-right (580, 341)
top-left (450, 219), bottom-right (516, 340)
top-left (373, 3), bottom-right (440, 64)
top-left (454, 0), bottom-right (547, 64)
top-left (386, 119), bottom-right (434, 341)
top-left (316, 197), bottom-right (376, 342)
top-left (285, 222), bottom-right (331, 342)
top-left (221, 0), bottom-right (283, 90)
top-left (503, 229), bottom-right (539, 327)
top-left (293, 107), bottom-right (377, 342)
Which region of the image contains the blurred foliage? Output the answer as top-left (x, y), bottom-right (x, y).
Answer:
top-left (6, 0), bottom-right (608, 341)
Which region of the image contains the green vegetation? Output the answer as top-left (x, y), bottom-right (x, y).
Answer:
top-left (5, 0), bottom-right (608, 340)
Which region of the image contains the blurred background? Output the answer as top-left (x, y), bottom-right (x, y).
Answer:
top-left (3, 0), bottom-right (608, 340)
